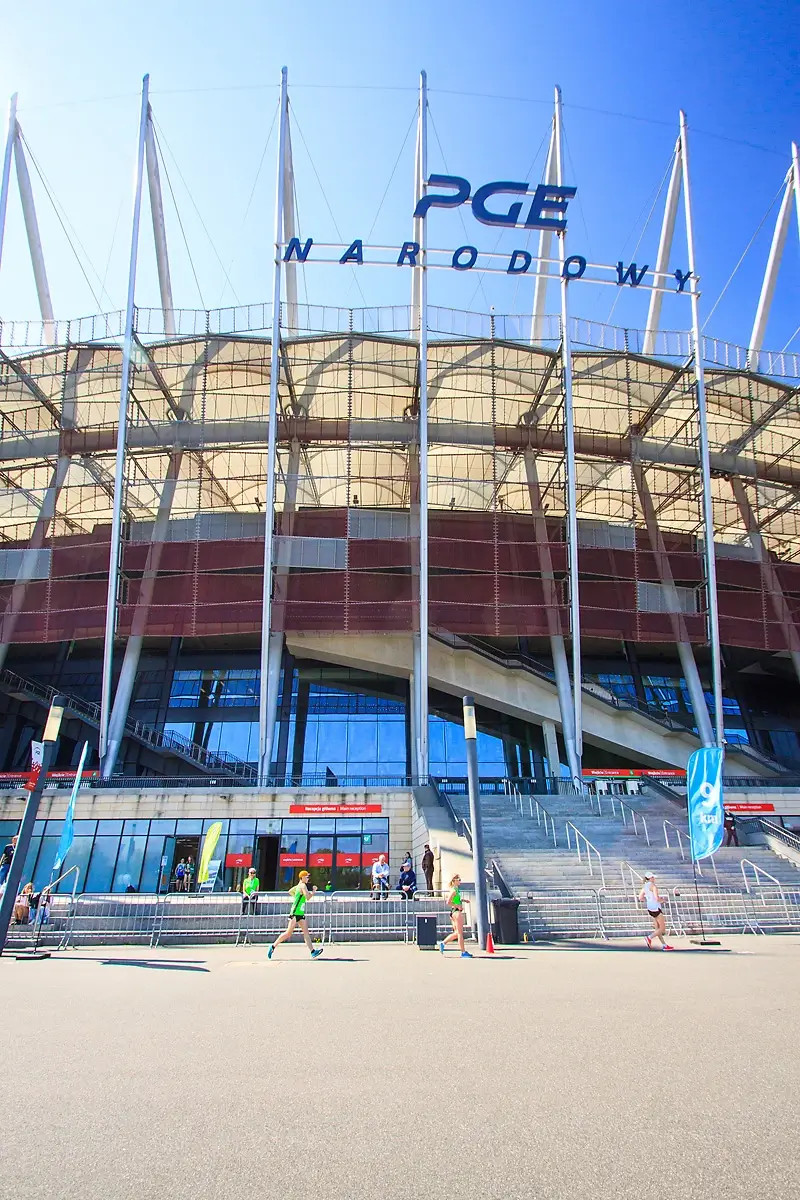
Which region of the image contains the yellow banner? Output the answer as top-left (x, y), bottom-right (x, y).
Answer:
top-left (197, 821), bottom-right (223, 884)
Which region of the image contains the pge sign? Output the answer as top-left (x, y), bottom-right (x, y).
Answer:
top-left (414, 174), bottom-right (576, 232)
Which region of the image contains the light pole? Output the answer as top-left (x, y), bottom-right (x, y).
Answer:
top-left (0, 695), bottom-right (65, 954)
top-left (463, 694), bottom-right (488, 950)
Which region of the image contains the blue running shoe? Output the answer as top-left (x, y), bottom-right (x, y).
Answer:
top-left (311, 947), bottom-right (323, 958)
top-left (438, 940), bottom-right (445, 954)
top-left (267, 944), bottom-right (274, 960)
top-left (460, 951), bottom-right (473, 958)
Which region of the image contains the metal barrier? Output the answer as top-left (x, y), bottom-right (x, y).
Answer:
top-left (663, 819), bottom-right (719, 885)
top-left (740, 859), bottom-right (790, 921)
top-left (564, 822), bottom-right (606, 888)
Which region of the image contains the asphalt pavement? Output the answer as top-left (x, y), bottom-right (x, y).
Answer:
top-left (3, 935), bottom-right (798, 1200)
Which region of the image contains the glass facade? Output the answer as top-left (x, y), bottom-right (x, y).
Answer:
top-left (0, 816), bottom-right (391, 896)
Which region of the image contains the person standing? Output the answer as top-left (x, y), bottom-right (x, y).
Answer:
top-left (370, 854), bottom-right (390, 900)
top-left (185, 856), bottom-right (196, 891)
top-left (268, 870), bottom-right (323, 959)
top-left (724, 811), bottom-right (739, 847)
top-left (639, 873), bottom-right (673, 951)
top-left (0, 834), bottom-right (17, 888)
top-left (241, 866), bottom-right (260, 912)
top-left (174, 859), bottom-right (186, 892)
top-left (439, 874), bottom-right (472, 958)
top-left (421, 844), bottom-right (435, 895)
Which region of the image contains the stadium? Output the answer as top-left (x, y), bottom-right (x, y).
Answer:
top-left (0, 74), bottom-right (799, 928)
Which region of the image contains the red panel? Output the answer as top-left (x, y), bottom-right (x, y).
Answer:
top-left (336, 852), bottom-right (360, 867)
top-left (226, 852), bottom-right (252, 868)
top-left (279, 852), bottom-right (306, 867)
top-left (309, 852), bottom-right (333, 868)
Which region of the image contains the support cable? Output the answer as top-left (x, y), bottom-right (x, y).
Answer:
top-left (701, 181), bottom-right (787, 330)
top-left (428, 107), bottom-right (491, 311)
top-left (604, 150), bottom-right (675, 326)
top-left (364, 106), bottom-right (418, 243)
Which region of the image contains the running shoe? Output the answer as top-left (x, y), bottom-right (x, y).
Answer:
top-left (662, 944), bottom-right (675, 951)
top-left (311, 947), bottom-right (324, 958)
top-left (267, 944), bottom-right (275, 960)
top-left (645, 935), bottom-right (652, 950)
top-left (438, 940), bottom-right (445, 954)
top-left (460, 951), bottom-right (473, 958)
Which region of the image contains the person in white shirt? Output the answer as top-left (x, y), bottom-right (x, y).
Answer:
top-left (370, 854), bottom-right (390, 901)
top-left (638, 872), bottom-right (673, 951)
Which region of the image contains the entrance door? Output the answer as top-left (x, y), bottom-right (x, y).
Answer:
top-left (170, 836), bottom-right (200, 891)
top-left (256, 835), bottom-right (280, 891)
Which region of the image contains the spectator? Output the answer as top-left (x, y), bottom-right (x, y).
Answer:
top-left (174, 859), bottom-right (186, 892)
top-left (241, 867), bottom-right (260, 912)
top-left (35, 887), bottom-right (52, 926)
top-left (724, 811), bottom-right (739, 847)
top-left (13, 882), bottom-right (33, 926)
top-left (402, 851), bottom-right (413, 871)
top-left (397, 862), bottom-right (417, 900)
top-left (370, 854), bottom-right (390, 900)
top-left (185, 856), bottom-right (196, 892)
top-left (0, 834), bottom-right (17, 887)
top-left (421, 844), bottom-right (435, 894)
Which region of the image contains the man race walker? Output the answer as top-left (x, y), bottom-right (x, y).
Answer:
top-left (268, 870), bottom-right (323, 959)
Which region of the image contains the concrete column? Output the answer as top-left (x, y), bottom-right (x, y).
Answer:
top-left (632, 460), bottom-right (714, 745)
top-left (542, 719), bottom-right (561, 783)
top-left (264, 439), bottom-right (302, 774)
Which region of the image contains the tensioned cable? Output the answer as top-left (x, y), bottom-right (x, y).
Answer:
top-left (151, 123), bottom-right (208, 308)
top-left (364, 106), bottom-right (418, 244)
top-left (604, 149), bottom-right (675, 325)
top-left (99, 192), bottom-right (125, 310)
top-left (20, 132), bottom-right (110, 310)
top-left (217, 98), bottom-right (280, 307)
top-left (153, 116), bottom-right (241, 307)
top-left (290, 107), bottom-right (369, 308)
top-left (701, 179), bottom-right (787, 330)
top-left (779, 321), bottom-right (800, 353)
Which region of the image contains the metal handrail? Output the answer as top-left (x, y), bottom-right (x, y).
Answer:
top-left (619, 860), bottom-right (647, 898)
top-left (662, 818), bottom-right (719, 885)
top-left (503, 779), bottom-right (557, 846)
top-left (740, 859), bottom-right (790, 920)
top-left (430, 779), bottom-right (473, 848)
top-left (30, 864), bottom-right (81, 952)
top-left (607, 796), bottom-right (650, 845)
top-left (564, 821), bottom-right (606, 888)
top-left (759, 819), bottom-right (800, 856)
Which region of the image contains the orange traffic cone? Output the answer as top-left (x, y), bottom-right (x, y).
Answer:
top-left (485, 931), bottom-right (495, 954)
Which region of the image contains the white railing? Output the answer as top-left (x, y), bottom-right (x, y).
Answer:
top-left (663, 819), bottom-right (719, 885)
top-left (607, 795), bottom-right (650, 845)
top-left (565, 822), bottom-right (606, 889)
top-left (740, 859), bottom-right (790, 921)
top-left (503, 780), bottom-right (557, 846)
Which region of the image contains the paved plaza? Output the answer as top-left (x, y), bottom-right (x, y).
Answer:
top-left (3, 935), bottom-right (798, 1199)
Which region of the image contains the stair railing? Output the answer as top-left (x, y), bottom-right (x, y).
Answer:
top-left (564, 821), bottom-right (606, 889)
top-left (663, 819), bottom-right (719, 885)
top-left (607, 795), bottom-right (650, 845)
top-left (740, 859), bottom-right (790, 921)
top-left (502, 779), bottom-right (557, 846)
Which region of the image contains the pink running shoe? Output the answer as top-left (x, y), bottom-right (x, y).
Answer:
top-left (662, 944), bottom-right (675, 951)
top-left (645, 935), bottom-right (652, 949)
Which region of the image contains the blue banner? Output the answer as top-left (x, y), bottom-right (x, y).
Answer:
top-left (687, 747), bottom-right (724, 861)
top-left (52, 741), bottom-right (89, 878)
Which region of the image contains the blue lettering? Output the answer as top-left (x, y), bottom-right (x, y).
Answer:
top-left (397, 241), bottom-right (419, 266)
top-left (452, 245), bottom-right (478, 270)
top-left (562, 255), bottom-right (587, 280)
top-left (413, 174), bottom-right (471, 219)
top-left (507, 249), bottom-right (532, 274)
top-left (472, 180), bottom-right (529, 227)
top-left (524, 184), bottom-right (576, 231)
top-left (616, 261), bottom-right (649, 287)
top-left (340, 239), bottom-right (364, 265)
top-left (284, 237), bottom-right (313, 263)
top-left (674, 268), bottom-right (692, 292)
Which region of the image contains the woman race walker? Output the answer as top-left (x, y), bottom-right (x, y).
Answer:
top-left (439, 874), bottom-right (472, 958)
top-left (268, 870), bottom-right (324, 959)
top-left (639, 872), bottom-right (674, 951)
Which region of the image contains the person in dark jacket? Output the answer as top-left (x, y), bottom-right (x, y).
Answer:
top-left (724, 811), bottom-right (739, 846)
top-left (397, 864), bottom-right (417, 900)
top-left (421, 844), bottom-right (435, 894)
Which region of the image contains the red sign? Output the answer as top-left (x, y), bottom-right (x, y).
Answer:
top-left (279, 852), bottom-right (306, 867)
top-left (362, 853), bottom-right (388, 867)
top-left (289, 804), bottom-right (383, 814)
top-left (309, 852), bottom-right (333, 867)
top-left (582, 768), bottom-right (686, 778)
top-left (336, 852), bottom-right (360, 867)
top-left (725, 802), bottom-right (775, 813)
top-left (0, 770), bottom-right (100, 782)
top-left (225, 852), bottom-right (252, 868)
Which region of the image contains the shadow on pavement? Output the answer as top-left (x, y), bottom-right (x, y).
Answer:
top-left (528, 939), bottom-right (733, 954)
top-left (97, 958), bottom-right (211, 972)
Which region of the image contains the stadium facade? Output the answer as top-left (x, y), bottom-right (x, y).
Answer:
top-left (1, 74), bottom-right (799, 897)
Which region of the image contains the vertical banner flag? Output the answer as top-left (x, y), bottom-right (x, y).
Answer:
top-left (687, 747), bottom-right (725, 861)
top-left (52, 741), bottom-right (89, 877)
top-left (198, 822), bottom-right (223, 885)
top-left (24, 740), bottom-right (44, 793)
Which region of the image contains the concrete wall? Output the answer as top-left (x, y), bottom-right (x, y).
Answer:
top-left (412, 785), bottom-right (474, 890)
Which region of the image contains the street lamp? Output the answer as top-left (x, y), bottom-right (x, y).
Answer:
top-left (0, 695), bottom-right (65, 954)
top-left (463, 694), bottom-right (489, 950)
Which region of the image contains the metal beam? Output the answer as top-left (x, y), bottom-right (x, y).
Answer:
top-left (531, 119), bottom-right (558, 346)
top-left (643, 140), bottom-right (682, 357)
top-left (748, 159), bottom-right (795, 371)
top-left (412, 68), bottom-right (429, 780)
top-left (99, 75), bottom-right (150, 768)
top-left (0, 94), bottom-right (17, 275)
top-left (12, 125), bottom-right (55, 334)
top-left (680, 109), bottom-right (724, 749)
top-left (144, 108), bottom-right (176, 337)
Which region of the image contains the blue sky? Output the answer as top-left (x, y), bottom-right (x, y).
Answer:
top-left (0, 0), bottom-right (797, 349)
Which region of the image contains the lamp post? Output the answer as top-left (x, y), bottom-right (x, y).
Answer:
top-left (463, 694), bottom-right (488, 950)
top-left (0, 694), bottom-right (65, 955)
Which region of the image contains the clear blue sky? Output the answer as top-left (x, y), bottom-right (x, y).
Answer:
top-left (0, 0), bottom-right (797, 349)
